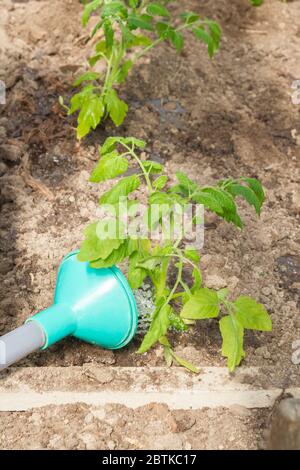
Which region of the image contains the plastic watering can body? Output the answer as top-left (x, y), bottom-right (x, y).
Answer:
top-left (29, 251), bottom-right (138, 349)
top-left (0, 251), bottom-right (138, 371)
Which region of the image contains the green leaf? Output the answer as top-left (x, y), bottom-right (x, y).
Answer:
top-left (155, 21), bottom-right (172, 39)
top-left (225, 183), bottom-right (261, 215)
top-left (216, 288), bottom-right (229, 301)
top-left (234, 296), bottom-right (272, 331)
top-left (201, 187), bottom-right (242, 227)
top-left (119, 137), bottom-right (146, 149)
top-left (241, 178), bottom-right (265, 206)
top-left (82, 0), bottom-right (102, 27)
top-left (68, 85), bottom-right (94, 114)
top-left (88, 54), bottom-right (103, 67)
top-left (105, 89), bottom-right (128, 126)
top-left (193, 26), bottom-right (216, 58)
top-left (90, 239), bottom-right (130, 268)
top-left (90, 150), bottom-right (128, 182)
top-left (102, 1), bottom-right (127, 18)
top-left (103, 20), bottom-right (114, 49)
top-left (77, 95), bottom-right (104, 139)
top-left (77, 222), bottom-right (123, 262)
top-left (180, 288), bottom-right (220, 319)
top-left (153, 175), bottom-right (168, 190)
top-left (170, 352), bottom-right (199, 373)
top-left (127, 34), bottom-right (152, 47)
top-left (142, 160), bottom-right (163, 174)
top-left (117, 60), bottom-right (133, 83)
top-left (128, 251), bottom-right (148, 289)
top-left (192, 190), bottom-right (223, 214)
top-left (184, 249), bottom-right (200, 262)
top-left (205, 20), bottom-right (221, 49)
top-left (95, 40), bottom-right (108, 53)
top-left (174, 171), bottom-right (198, 196)
top-left (219, 315), bottom-right (245, 372)
top-left (91, 20), bottom-right (103, 38)
top-left (138, 304), bottom-right (171, 353)
top-left (163, 345), bottom-right (173, 367)
top-left (146, 3), bottom-right (170, 17)
top-left (170, 30), bottom-right (184, 53)
top-left (73, 72), bottom-right (100, 87)
top-left (128, 13), bottom-right (154, 31)
top-left (250, 0), bottom-right (263, 6)
top-left (99, 175), bottom-right (140, 204)
top-left (180, 12), bottom-right (200, 25)
top-left (191, 268), bottom-right (202, 293)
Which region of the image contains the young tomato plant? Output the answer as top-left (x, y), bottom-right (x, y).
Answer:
top-left (65, 1), bottom-right (221, 139)
top-left (78, 136), bottom-right (272, 372)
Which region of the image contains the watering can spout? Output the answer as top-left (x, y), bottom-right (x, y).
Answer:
top-left (0, 251), bottom-right (138, 371)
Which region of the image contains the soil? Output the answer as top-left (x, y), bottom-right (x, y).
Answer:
top-left (0, 403), bottom-right (269, 450)
top-left (0, 0), bottom-right (300, 449)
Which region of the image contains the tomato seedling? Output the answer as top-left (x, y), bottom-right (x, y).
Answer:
top-left (78, 136), bottom-right (272, 372)
top-left (64, 1), bottom-right (221, 139)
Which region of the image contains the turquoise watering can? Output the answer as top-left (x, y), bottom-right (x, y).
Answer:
top-left (0, 251), bottom-right (138, 371)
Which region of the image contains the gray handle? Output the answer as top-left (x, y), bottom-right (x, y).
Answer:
top-left (0, 322), bottom-right (45, 371)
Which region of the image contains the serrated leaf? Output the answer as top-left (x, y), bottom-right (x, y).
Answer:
top-left (146, 3), bottom-right (170, 17)
top-left (128, 13), bottom-right (154, 31)
top-left (170, 30), bottom-right (184, 53)
top-left (192, 191), bottom-right (224, 216)
top-left (68, 85), bottom-right (94, 115)
top-left (155, 21), bottom-right (172, 39)
top-left (99, 175), bottom-right (140, 204)
top-left (90, 239), bottom-right (129, 268)
top-left (119, 137), bottom-right (146, 149)
top-left (88, 54), bottom-right (103, 67)
top-left (191, 268), bottom-right (202, 293)
top-left (184, 249), bottom-right (200, 262)
top-left (180, 12), bottom-right (200, 24)
top-left (103, 20), bottom-right (114, 49)
top-left (225, 183), bottom-right (261, 215)
top-left (77, 222), bottom-right (123, 262)
top-left (90, 150), bottom-right (128, 182)
top-left (128, 250), bottom-right (148, 289)
top-left (201, 187), bottom-right (242, 227)
top-left (193, 26), bottom-right (216, 58)
top-left (180, 287), bottom-right (220, 319)
top-left (90, 238), bottom-right (137, 268)
top-left (102, 1), bottom-right (127, 18)
top-left (117, 60), bottom-right (133, 83)
top-left (82, 0), bottom-right (102, 27)
top-left (77, 95), bottom-right (104, 139)
top-left (234, 296), bottom-right (272, 331)
top-left (219, 315), bottom-right (245, 371)
top-left (217, 288), bottom-right (229, 301)
top-left (163, 345), bottom-right (173, 367)
top-left (175, 171), bottom-right (198, 196)
top-left (105, 89), bottom-right (128, 126)
top-left (170, 352), bottom-right (199, 373)
top-left (142, 160), bottom-right (163, 174)
top-left (241, 178), bottom-right (265, 206)
top-left (205, 20), bottom-right (221, 49)
top-left (153, 175), bottom-right (168, 190)
top-left (127, 34), bottom-right (153, 47)
top-left (138, 303), bottom-right (171, 353)
top-left (73, 72), bottom-right (100, 87)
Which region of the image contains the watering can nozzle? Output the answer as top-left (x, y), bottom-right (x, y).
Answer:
top-left (0, 251), bottom-right (138, 371)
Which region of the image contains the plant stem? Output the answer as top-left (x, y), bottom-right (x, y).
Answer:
top-left (122, 143), bottom-right (154, 193)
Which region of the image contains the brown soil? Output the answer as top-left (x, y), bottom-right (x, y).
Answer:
top-left (0, 0), bottom-right (300, 449)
